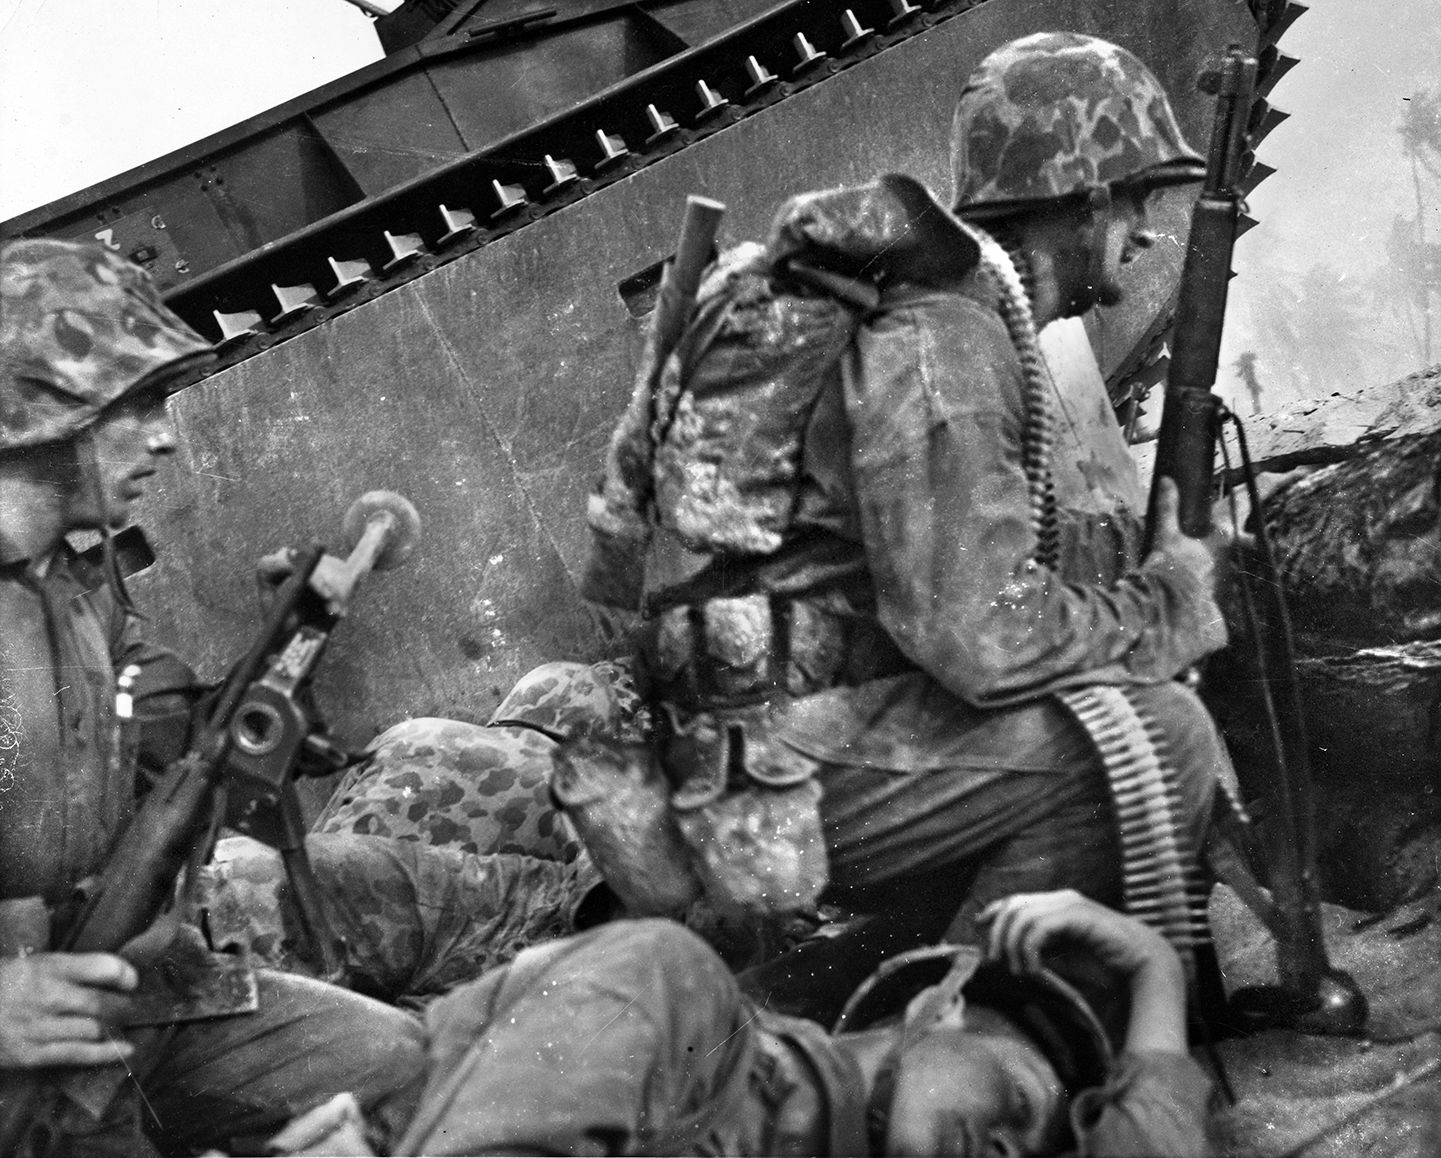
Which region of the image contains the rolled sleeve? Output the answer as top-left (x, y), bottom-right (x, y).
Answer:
top-left (843, 288), bottom-right (1225, 707)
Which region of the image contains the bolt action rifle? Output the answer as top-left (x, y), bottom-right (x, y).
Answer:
top-left (0, 492), bottom-right (421, 1157)
top-left (1145, 47), bottom-right (1366, 1034)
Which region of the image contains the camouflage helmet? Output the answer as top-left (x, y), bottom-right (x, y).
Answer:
top-left (950, 32), bottom-right (1204, 218)
top-left (0, 238), bottom-right (214, 452)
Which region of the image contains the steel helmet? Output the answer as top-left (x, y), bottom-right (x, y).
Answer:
top-left (0, 238), bottom-right (213, 452)
top-left (951, 31), bottom-right (1205, 218)
top-left (833, 943), bottom-right (1113, 1099)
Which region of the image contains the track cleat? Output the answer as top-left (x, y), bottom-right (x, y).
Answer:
top-left (542, 155), bottom-right (579, 195)
top-left (594, 130), bottom-right (629, 170)
top-left (840, 10), bottom-right (875, 49)
top-left (743, 56), bottom-right (779, 98)
top-left (695, 79), bottom-right (729, 121)
top-left (213, 309), bottom-right (263, 345)
top-left (381, 231), bottom-right (425, 273)
top-left (887, 0), bottom-right (922, 29)
top-left (644, 104), bottom-right (679, 145)
top-left (791, 33), bottom-right (827, 75)
top-left (489, 180), bottom-right (528, 219)
top-left (269, 283), bottom-right (319, 324)
top-left (325, 257), bottom-right (371, 298)
top-left (437, 205), bottom-right (476, 245)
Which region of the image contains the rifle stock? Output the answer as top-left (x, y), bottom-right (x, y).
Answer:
top-left (1145, 47), bottom-right (1365, 1034)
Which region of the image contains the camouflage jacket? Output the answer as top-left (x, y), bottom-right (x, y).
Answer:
top-left (0, 544), bottom-right (175, 903)
top-left (634, 181), bottom-right (1226, 769)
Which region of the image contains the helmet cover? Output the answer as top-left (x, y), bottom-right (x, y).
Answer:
top-left (951, 31), bottom-right (1205, 217)
top-left (0, 238), bottom-right (213, 452)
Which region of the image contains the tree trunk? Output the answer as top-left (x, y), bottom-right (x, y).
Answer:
top-left (1213, 414), bottom-right (1440, 909)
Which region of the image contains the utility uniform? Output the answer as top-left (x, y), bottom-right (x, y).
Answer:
top-left (0, 541), bottom-right (426, 1157)
top-left (577, 34), bottom-right (1231, 958)
top-left (392, 919), bottom-right (1214, 1157)
top-left (0, 238), bottom-right (427, 1158)
top-left (591, 181), bottom-right (1225, 925)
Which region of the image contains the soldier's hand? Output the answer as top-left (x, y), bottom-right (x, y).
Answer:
top-left (256, 546), bottom-right (352, 615)
top-left (255, 545), bottom-right (301, 608)
top-left (977, 889), bottom-right (1174, 981)
top-left (1144, 477), bottom-right (1232, 593)
top-left (0, 952), bottom-right (137, 1070)
top-left (980, 891), bottom-right (1189, 1057)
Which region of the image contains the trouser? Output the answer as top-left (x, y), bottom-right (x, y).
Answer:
top-left (200, 833), bottom-right (605, 1004)
top-left (742, 681), bottom-right (1224, 1020)
top-left (311, 660), bottom-right (645, 864)
top-left (819, 680), bottom-right (1220, 919)
top-left (393, 920), bottom-right (842, 1157)
top-left (18, 969), bottom-right (425, 1158)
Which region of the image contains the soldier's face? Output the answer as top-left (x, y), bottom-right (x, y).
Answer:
top-left (1090, 188), bottom-right (1156, 308)
top-left (884, 1025), bottom-right (1065, 1156)
top-left (66, 385), bottom-right (177, 530)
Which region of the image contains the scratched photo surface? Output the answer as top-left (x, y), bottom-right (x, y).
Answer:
top-left (1, 1), bottom-right (1439, 1156)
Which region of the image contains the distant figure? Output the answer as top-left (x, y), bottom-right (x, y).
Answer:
top-left (1234, 351), bottom-right (1264, 414)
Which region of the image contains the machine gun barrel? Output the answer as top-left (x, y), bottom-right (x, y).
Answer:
top-left (62, 551), bottom-right (324, 955)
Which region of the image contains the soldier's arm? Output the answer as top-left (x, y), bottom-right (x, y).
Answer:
top-left (0, 953), bottom-right (137, 1071)
top-left (844, 290), bottom-right (1226, 707)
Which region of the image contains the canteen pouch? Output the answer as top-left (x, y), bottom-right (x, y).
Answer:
top-left (552, 735), bottom-right (702, 916)
top-left (665, 704), bottom-right (829, 915)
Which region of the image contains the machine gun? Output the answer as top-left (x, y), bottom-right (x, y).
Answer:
top-left (0, 491), bottom-right (421, 1157)
top-left (1145, 47), bottom-right (1366, 1035)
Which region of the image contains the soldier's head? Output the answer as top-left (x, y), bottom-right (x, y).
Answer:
top-left (950, 32), bottom-right (1204, 319)
top-left (836, 944), bottom-right (1112, 1157)
top-left (0, 239), bottom-right (213, 546)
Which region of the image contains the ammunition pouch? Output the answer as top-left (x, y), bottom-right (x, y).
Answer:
top-left (552, 737), bottom-right (702, 917)
top-left (557, 596), bottom-right (908, 917)
top-left (642, 593), bottom-right (912, 711)
top-left (554, 712), bottom-right (829, 918)
top-left (663, 702), bottom-right (828, 915)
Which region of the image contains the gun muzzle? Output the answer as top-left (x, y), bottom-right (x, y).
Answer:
top-left (312, 491), bottom-right (422, 613)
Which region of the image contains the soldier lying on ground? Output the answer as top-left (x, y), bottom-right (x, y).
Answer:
top-left (248, 890), bottom-right (1212, 1158)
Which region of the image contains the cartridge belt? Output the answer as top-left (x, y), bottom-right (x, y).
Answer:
top-left (642, 593), bottom-right (913, 711)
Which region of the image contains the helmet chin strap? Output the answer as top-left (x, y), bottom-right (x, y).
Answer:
top-left (73, 426), bottom-right (138, 617)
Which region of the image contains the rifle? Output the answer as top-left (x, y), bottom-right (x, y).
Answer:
top-left (579, 193), bottom-right (726, 610)
top-left (0, 491), bottom-right (421, 1157)
top-left (1145, 47), bottom-right (1366, 1034)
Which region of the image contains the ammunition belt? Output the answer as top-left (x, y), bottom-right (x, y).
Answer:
top-left (1057, 686), bottom-right (1211, 974)
top-left (976, 227), bottom-right (1211, 968)
top-left (642, 593), bottom-right (914, 711)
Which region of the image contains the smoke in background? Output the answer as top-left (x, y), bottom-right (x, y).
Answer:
top-left (1220, 0), bottom-right (1441, 413)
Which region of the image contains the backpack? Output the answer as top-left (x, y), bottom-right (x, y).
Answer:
top-left (581, 174), bottom-right (983, 610)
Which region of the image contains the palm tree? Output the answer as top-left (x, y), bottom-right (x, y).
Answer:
top-left (1398, 88), bottom-right (1441, 363)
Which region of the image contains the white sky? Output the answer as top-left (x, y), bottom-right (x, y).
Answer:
top-left (2, 0), bottom-right (1437, 401)
top-left (0, 0), bottom-right (382, 220)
